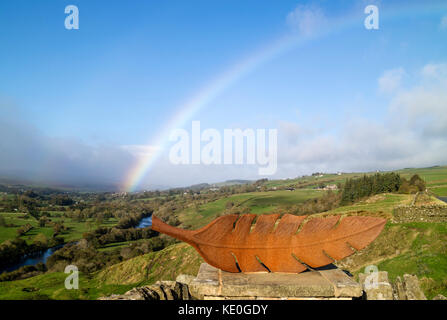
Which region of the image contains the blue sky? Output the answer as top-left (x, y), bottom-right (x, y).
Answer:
top-left (1, 0), bottom-right (447, 190)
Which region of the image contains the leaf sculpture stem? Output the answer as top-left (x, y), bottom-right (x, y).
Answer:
top-left (152, 215), bottom-right (194, 244)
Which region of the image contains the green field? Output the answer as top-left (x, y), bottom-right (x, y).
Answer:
top-left (324, 193), bottom-right (413, 217)
top-left (264, 166), bottom-right (447, 197)
top-left (430, 186), bottom-right (447, 197)
top-left (264, 173), bottom-right (361, 189)
top-left (398, 166), bottom-right (447, 184)
top-left (0, 212), bottom-right (119, 244)
top-left (179, 189), bottom-right (323, 228)
top-left (97, 239), bottom-right (149, 252)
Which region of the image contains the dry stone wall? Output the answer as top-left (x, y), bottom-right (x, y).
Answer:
top-left (393, 205), bottom-right (447, 223)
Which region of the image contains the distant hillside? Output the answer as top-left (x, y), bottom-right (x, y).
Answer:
top-left (213, 179), bottom-right (252, 187)
top-left (0, 177), bottom-right (122, 193)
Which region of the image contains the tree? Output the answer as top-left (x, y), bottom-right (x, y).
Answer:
top-left (38, 216), bottom-right (47, 227)
top-left (16, 224), bottom-right (33, 236)
top-left (53, 222), bottom-right (65, 235)
top-left (33, 233), bottom-right (48, 247)
top-left (341, 172), bottom-right (402, 205)
top-left (410, 174), bottom-right (426, 192)
top-left (50, 194), bottom-right (74, 206)
top-left (95, 213), bottom-right (104, 226)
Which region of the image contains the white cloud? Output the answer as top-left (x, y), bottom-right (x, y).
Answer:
top-left (0, 112), bottom-right (136, 189)
top-left (286, 5), bottom-right (327, 37)
top-left (378, 67), bottom-right (406, 94)
top-left (390, 67), bottom-right (447, 137)
top-left (421, 63), bottom-right (447, 80)
top-left (121, 145), bottom-right (160, 159)
top-left (440, 15), bottom-right (447, 30)
top-left (274, 63), bottom-right (447, 176)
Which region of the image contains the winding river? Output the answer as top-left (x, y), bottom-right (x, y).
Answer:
top-left (135, 215), bottom-right (152, 228)
top-left (0, 244), bottom-right (66, 274)
top-left (0, 215), bottom-right (153, 274)
top-left (439, 197), bottom-right (447, 204)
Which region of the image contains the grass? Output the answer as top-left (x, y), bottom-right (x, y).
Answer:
top-left (264, 173), bottom-right (362, 189)
top-left (179, 189), bottom-right (323, 228)
top-left (0, 212), bottom-right (119, 244)
top-left (0, 271), bottom-right (137, 300)
top-left (0, 243), bottom-right (203, 300)
top-left (97, 239), bottom-right (148, 252)
top-left (322, 193), bottom-right (447, 300)
top-left (96, 243), bottom-right (202, 286)
top-left (397, 166), bottom-right (447, 197)
top-left (0, 213), bottom-right (52, 244)
top-left (322, 193), bottom-right (413, 218)
top-left (57, 217), bottom-right (119, 243)
top-left (430, 186), bottom-right (447, 197)
top-left (398, 166), bottom-right (447, 184)
top-left (375, 222), bottom-right (447, 299)
top-left (264, 165), bottom-right (447, 197)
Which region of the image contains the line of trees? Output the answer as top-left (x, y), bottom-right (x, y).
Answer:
top-left (341, 172), bottom-right (402, 205)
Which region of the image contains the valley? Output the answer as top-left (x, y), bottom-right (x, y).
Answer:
top-left (0, 165), bottom-right (446, 299)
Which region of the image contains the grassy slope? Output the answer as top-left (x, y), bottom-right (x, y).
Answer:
top-left (95, 243), bottom-right (202, 286)
top-left (0, 243), bottom-right (202, 300)
top-left (325, 193), bottom-right (413, 217)
top-left (398, 166), bottom-right (447, 196)
top-left (179, 189), bottom-right (322, 229)
top-left (338, 220), bottom-right (447, 300)
top-left (316, 192), bottom-right (447, 300)
top-left (377, 222), bottom-right (447, 299)
top-left (0, 271), bottom-right (137, 300)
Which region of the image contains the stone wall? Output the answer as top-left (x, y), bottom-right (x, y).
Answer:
top-left (357, 271), bottom-right (427, 300)
top-left (100, 272), bottom-right (436, 300)
top-left (393, 205), bottom-right (447, 223)
top-left (99, 277), bottom-right (195, 300)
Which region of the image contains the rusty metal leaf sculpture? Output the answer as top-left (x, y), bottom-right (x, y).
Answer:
top-left (151, 214), bottom-right (386, 273)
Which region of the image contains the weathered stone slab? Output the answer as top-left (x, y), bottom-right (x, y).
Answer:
top-left (189, 263), bottom-right (362, 300)
top-left (99, 285), bottom-right (160, 300)
top-left (358, 271), bottom-right (393, 300)
top-left (319, 269), bottom-right (363, 298)
top-left (176, 274), bottom-right (196, 286)
top-left (403, 274), bottom-right (426, 300)
top-left (393, 276), bottom-right (407, 300)
top-left (176, 274), bottom-right (196, 299)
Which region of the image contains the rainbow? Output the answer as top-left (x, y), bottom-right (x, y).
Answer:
top-left (123, 2), bottom-right (446, 192)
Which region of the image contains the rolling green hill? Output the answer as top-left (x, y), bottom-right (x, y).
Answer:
top-left (179, 189), bottom-right (323, 228)
top-left (262, 165), bottom-right (447, 196)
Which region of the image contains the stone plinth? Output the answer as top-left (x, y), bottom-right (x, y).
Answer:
top-left (188, 263), bottom-right (362, 300)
